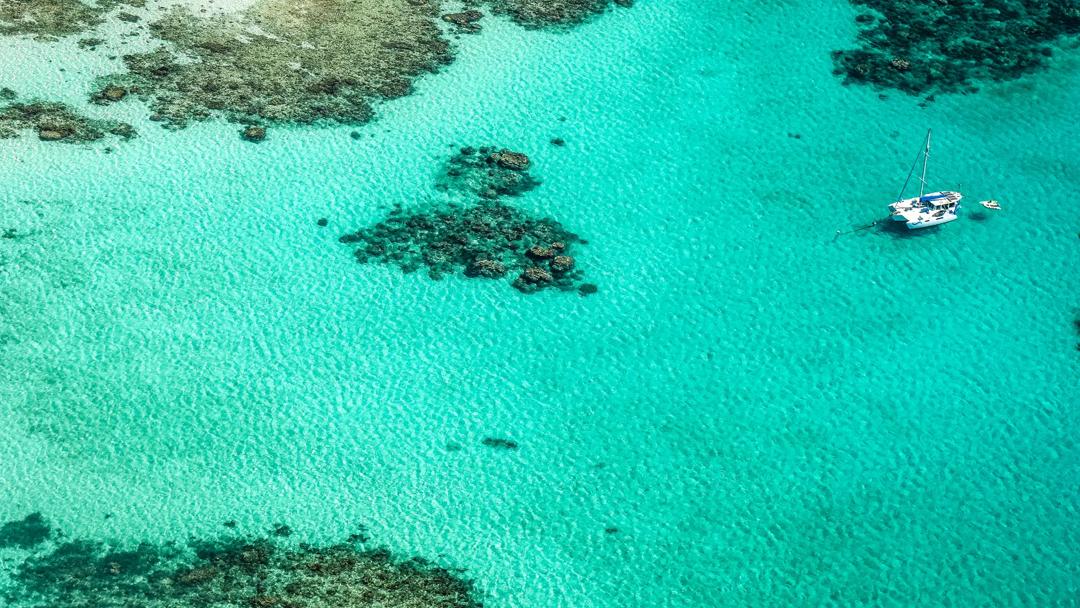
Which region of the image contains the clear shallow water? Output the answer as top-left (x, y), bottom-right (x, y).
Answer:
top-left (2, 0), bottom-right (1079, 606)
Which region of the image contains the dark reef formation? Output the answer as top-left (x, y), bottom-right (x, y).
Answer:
top-left (0, 513), bottom-right (52, 549)
top-left (1, 515), bottom-right (481, 608)
top-left (342, 146), bottom-right (591, 294)
top-left (340, 200), bottom-right (586, 293)
top-left (0, 0), bottom-right (142, 39)
top-left (442, 10), bottom-right (484, 33)
top-left (106, 0), bottom-right (451, 128)
top-left (481, 437), bottom-right (519, 450)
top-left (833, 1), bottom-right (1080, 96)
top-left (0, 95), bottom-right (136, 143)
top-left (437, 146), bottom-right (541, 199)
top-left (1074, 314), bottom-right (1080, 351)
top-left (472, 0), bottom-right (632, 28)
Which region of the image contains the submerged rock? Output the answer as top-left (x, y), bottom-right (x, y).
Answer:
top-left (93, 85), bottom-right (128, 103)
top-left (242, 125), bottom-right (266, 142)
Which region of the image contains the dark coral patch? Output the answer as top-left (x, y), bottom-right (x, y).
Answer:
top-left (340, 200), bottom-right (586, 293)
top-left (833, 1), bottom-right (1080, 96)
top-left (481, 437), bottom-right (519, 450)
top-left (0, 512), bottom-right (52, 549)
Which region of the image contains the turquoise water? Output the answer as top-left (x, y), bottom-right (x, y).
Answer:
top-left (2, 0), bottom-right (1079, 605)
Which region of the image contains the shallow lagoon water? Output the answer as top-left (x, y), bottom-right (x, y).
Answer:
top-left (2, 0), bottom-right (1079, 606)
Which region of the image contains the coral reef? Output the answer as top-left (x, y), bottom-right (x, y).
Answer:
top-left (0, 513), bottom-right (52, 549)
top-left (110, 0), bottom-right (451, 128)
top-left (340, 199), bottom-right (586, 292)
top-left (833, 1), bottom-right (1080, 96)
top-left (0, 0), bottom-right (141, 39)
top-left (437, 146), bottom-right (540, 199)
top-left (0, 96), bottom-right (136, 142)
top-left (472, 0), bottom-right (632, 28)
top-left (2, 517), bottom-right (481, 608)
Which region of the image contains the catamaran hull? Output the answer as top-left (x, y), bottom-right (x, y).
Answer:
top-left (906, 214), bottom-right (959, 229)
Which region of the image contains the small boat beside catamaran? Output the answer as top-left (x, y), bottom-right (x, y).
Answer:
top-left (889, 129), bottom-right (961, 229)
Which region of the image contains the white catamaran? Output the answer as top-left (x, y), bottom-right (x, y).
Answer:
top-left (889, 129), bottom-right (961, 229)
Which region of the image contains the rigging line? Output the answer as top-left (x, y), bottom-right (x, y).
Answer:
top-left (895, 137), bottom-right (924, 202)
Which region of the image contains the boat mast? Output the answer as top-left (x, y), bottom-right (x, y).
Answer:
top-left (919, 129), bottom-right (931, 199)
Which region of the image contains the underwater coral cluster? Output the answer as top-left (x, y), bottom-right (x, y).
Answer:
top-left (437, 145), bottom-right (541, 199)
top-left (833, 0), bottom-right (1080, 96)
top-left (339, 199), bottom-right (587, 293)
top-left (0, 90), bottom-right (136, 142)
top-left (1, 514), bottom-right (481, 608)
top-left (340, 146), bottom-right (592, 294)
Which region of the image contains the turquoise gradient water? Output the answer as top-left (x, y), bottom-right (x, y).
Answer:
top-left (2, 0), bottom-right (1079, 605)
